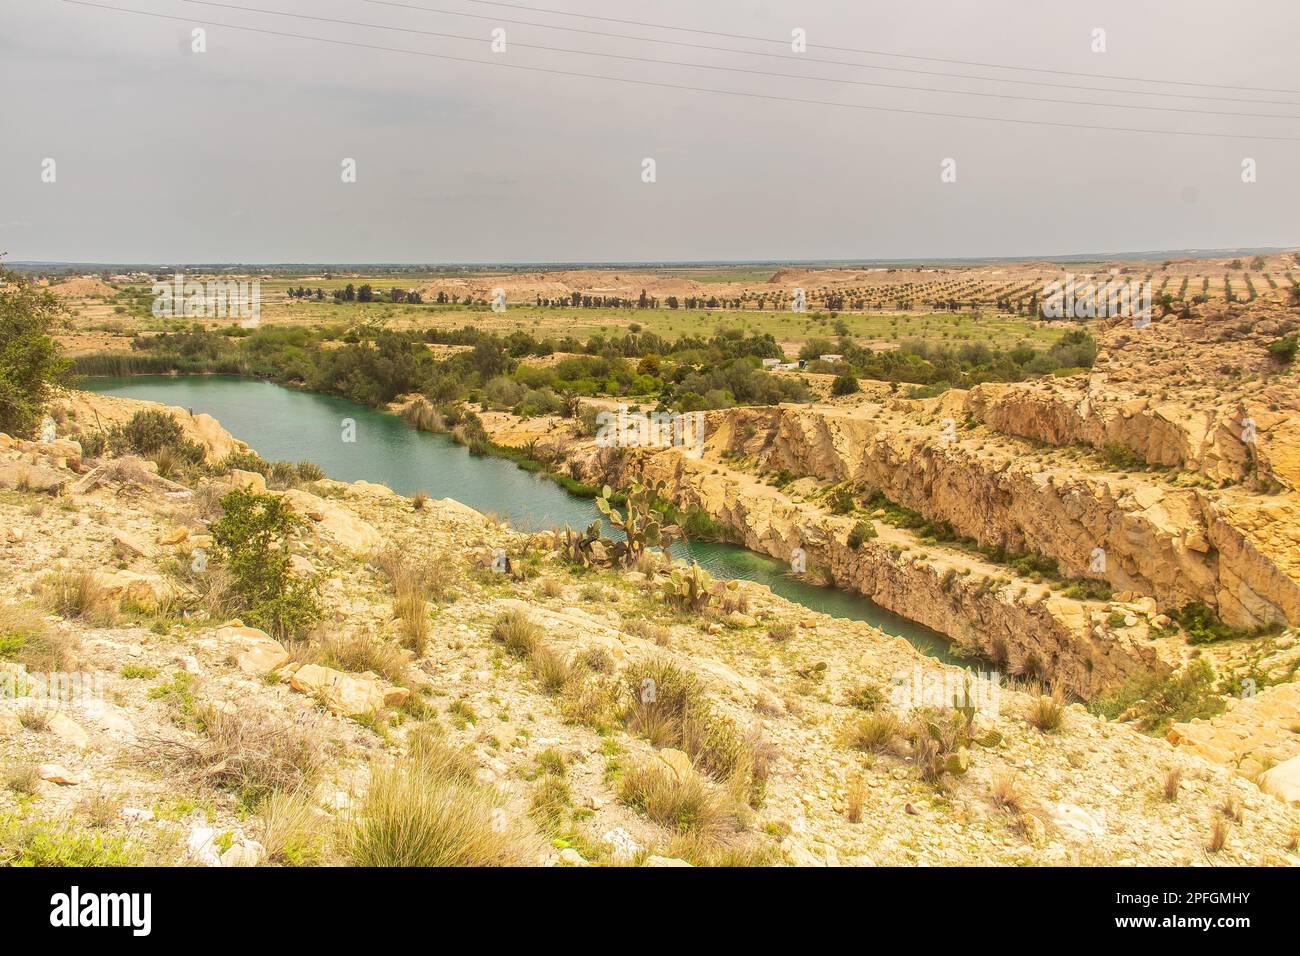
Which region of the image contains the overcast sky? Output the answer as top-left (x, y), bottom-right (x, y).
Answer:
top-left (2, 0), bottom-right (1298, 263)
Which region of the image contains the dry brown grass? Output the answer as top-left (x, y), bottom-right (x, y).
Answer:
top-left (846, 776), bottom-right (867, 823)
top-left (1219, 794), bottom-right (1244, 823)
top-left (0, 603), bottom-right (79, 672)
top-left (40, 570), bottom-right (117, 626)
top-left (370, 546), bottom-right (454, 604)
top-left (4, 762), bottom-right (41, 795)
top-left (76, 790), bottom-right (122, 829)
top-left (319, 632), bottom-right (409, 687)
top-left (1206, 815), bottom-right (1229, 854)
top-left (841, 710), bottom-right (901, 753)
top-left (343, 737), bottom-right (535, 866)
top-left (529, 645), bottom-right (573, 694)
top-left (618, 759), bottom-right (743, 839)
top-left (1163, 767), bottom-right (1183, 802)
top-left (259, 790), bottom-right (327, 866)
top-left (16, 705), bottom-right (51, 732)
top-left (1026, 688), bottom-right (1066, 732)
top-left (626, 618), bottom-right (670, 646)
top-left (491, 609), bottom-right (543, 659)
top-left (394, 590), bottom-right (430, 657)
top-left (142, 706), bottom-right (328, 805)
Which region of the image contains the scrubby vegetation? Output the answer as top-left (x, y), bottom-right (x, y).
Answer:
top-left (210, 490), bottom-right (321, 640)
top-left (0, 268), bottom-right (71, 439)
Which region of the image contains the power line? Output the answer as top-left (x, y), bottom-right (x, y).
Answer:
top-left (439, 0), bottom-right (1300, 96)
top-left (60, 0), bottom-right (1300, 142)
top-left (177, 0), bottom-right (1300, 120)
top-left (356, 0), bottom-right (1300, 107)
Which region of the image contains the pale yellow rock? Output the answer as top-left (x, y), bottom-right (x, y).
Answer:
top-left (96, 569), bottom-right (174, 610)
top-left (229, 469), bottom-right (267, 493)
top-left (290, 663), bottom-right (387, 717)
top-left (47, 711), bottom-right (90, 749)
top-left (1259, 755), bottom-right (1300, 805)
top-left (216, 623), bottom-right (290, 676)
top-left (220, 842), bottom-right (265, 867)
top-left (281, 489), bottom-right (384, 554)
top-left (157, 527), bottom-right (189, 546)
top-left (643, 855), bottom-right (693, 867)
top-left (656, 748), bottom-right (694, 782)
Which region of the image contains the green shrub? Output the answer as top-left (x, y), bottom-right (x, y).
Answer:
top-left (846, 519), bottom-right (876, 549)
top-left (211, 490), bottom-right (320, 640)
top-left (1266, 335), bottom-right (1298, 364)
top-left (0, 814), bottom-right (140, 866)
top-left (831, 374), bottom-right (860, 396)
top-left (0, 270), bottom-right (70, 439)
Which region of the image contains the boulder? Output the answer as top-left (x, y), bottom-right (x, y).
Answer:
top-left (228, 469), bottom-right (267, 493)
top-left (1259, 755), bottom-right (1300, 805)
top-left (656, 748), bottom-right (694, 782)
top-left (216, 623), bottom-right (290, 676)
top-left (0, 462), bottom-right (66, 494)
top-left (97, 569), bottom-right (174, 611)
top-left (47, 711), bottom-right (90, 749)
top-left (290, 663), bottom-right (388, 717)
top-left (281, 490), bottom-right (384, 554)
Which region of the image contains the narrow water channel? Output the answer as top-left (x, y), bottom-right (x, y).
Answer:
top-left (84, 376), bottom-right (959, 662)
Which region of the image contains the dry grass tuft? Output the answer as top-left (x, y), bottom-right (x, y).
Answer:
top-left (530, 645), bottom-right (573, 695)
top-left (1026, 688), bottom-right (1066, 732)
top-left (841, 710), bottom-right (901, 753)
top-left (259, 790), bottom-right (327, 866)
top-left (1219, 794), bottom-right (1244, 824)
top-left (16, 705), bottom-right (51, 732)
top-left (626, 618), bottom-right (670, 646)
top-left (40, 570), bottom-right (117, 626)
top-left (1206, 815), bottom-right (1229, 854)
top-left (846, 776), bottom-right (867, 823)
top-left (4, 763), bottom-right (41, 795)
top-left (0, 603), bottom-right (79, 672)
top-left (1162, 767), bottom-right (1183, 802)
top-left (344, 737), bottom-right (534, 866)
top-left (618, 759), bottom-right (742, 839)
top-left (491, 609), bottom-right (544, 659)
top-left (319, 632), bottom-right (409, 687)
top-left (142, 707), bottom-right (328, 806)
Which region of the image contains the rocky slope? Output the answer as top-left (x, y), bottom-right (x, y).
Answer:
top-left (2, 396), bottom-right (1297, 866)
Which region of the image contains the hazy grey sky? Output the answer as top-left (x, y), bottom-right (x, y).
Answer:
top-left (2, 0), bottom-right (1298, 263)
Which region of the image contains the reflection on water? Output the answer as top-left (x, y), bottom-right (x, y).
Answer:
top-left (84, 376), bottom-right (958, 662)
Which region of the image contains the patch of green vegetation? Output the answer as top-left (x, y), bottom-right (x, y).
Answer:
top-left (846, 519), bottom-right (877, 550)
top-left (0, 814), bottom-right (141, 866)
top-left (1169, 601), bottom-right (1282, 645)
top-left (211, 489), bottom-right (321, 640)
top-left (1088, 659), bottom-right (1224, 733)
top-left (1266, 334), bottom-right (1298, 364)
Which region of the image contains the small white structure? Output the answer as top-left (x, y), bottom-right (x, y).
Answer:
top-left (819, 354), bottom-right (844, 363)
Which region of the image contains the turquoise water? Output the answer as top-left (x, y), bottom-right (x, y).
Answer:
top-left (84, 375), bottom-right (958, 662)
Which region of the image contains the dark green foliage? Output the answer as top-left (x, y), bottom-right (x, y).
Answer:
top-left (211, 490), bottom-right (320, 640)
top-left (0, 270), bottom-right (71, 439)
top-left (1266, 335), bottom-right (1298, 364)
top-left (831, 374), bottom-right (860, 396)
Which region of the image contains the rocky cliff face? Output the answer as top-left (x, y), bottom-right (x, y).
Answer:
top-left (474, 296), bottom-right (1300, 697)
top-left (4, 397), bottom-right (1298, 867)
